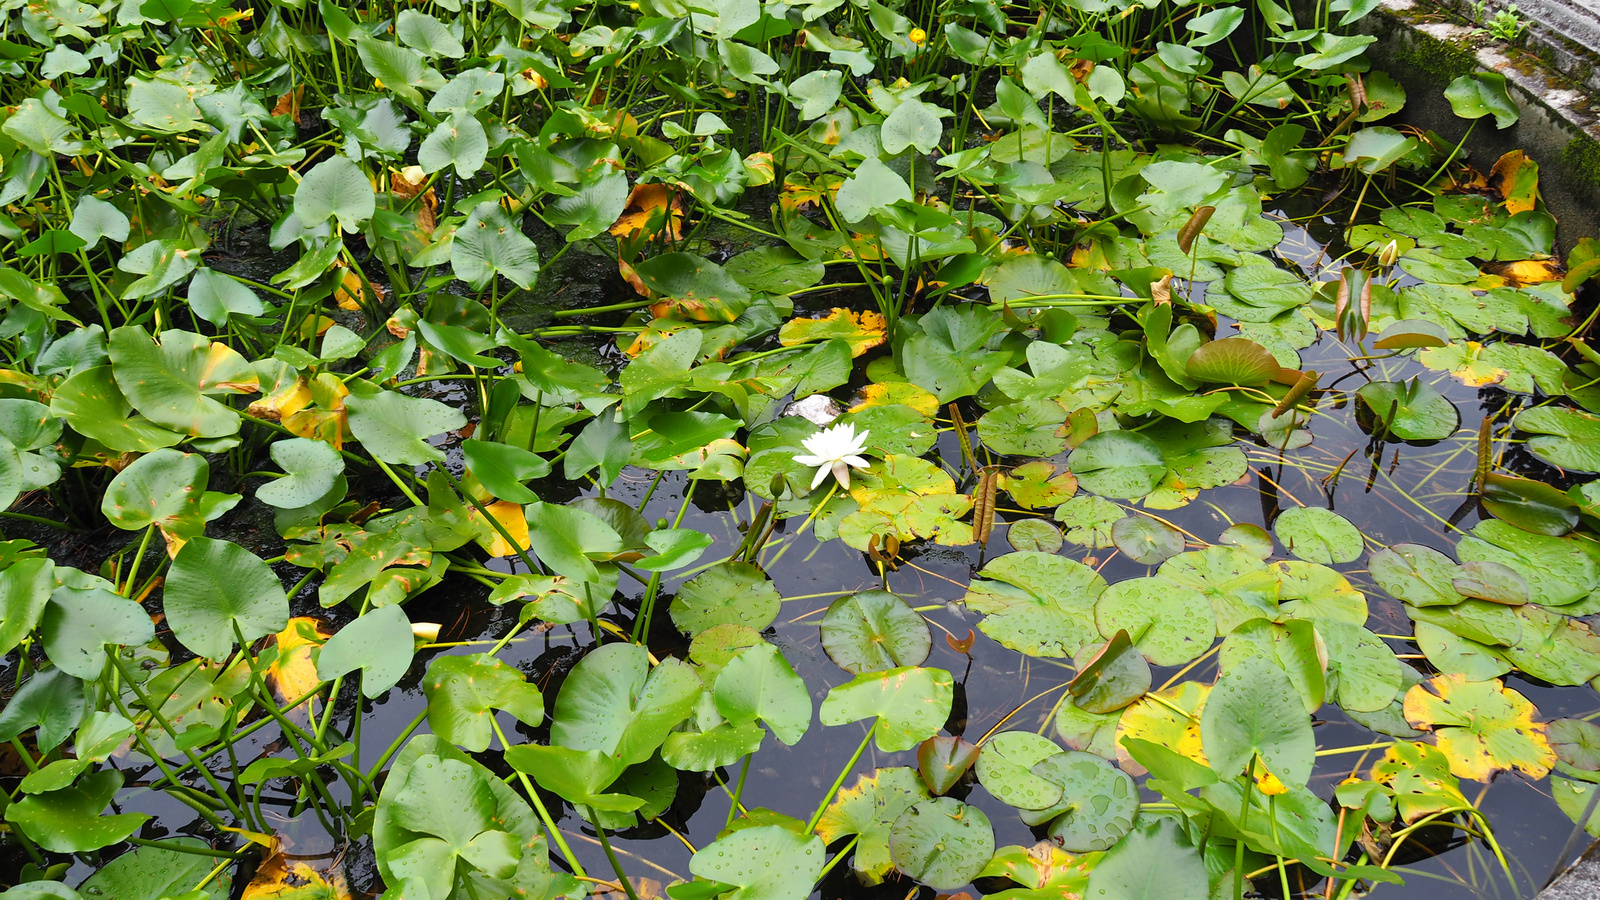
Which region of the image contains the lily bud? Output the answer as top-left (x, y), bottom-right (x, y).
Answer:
top-left (411, 622), bottom-right (442, 643)
top-left (1378, 239), bottom-right (1399, 268)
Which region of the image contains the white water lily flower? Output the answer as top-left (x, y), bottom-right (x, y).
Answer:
top-left (794, 422), bottom-right (871, 490)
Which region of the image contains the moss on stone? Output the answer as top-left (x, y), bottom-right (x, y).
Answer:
top-left (1563, 133), bottom-right (1600, 190)
top-left (1393, 31), bottom-right (1480, 87)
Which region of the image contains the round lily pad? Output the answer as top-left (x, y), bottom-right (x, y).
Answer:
top-left (889, 798), bottom-right (994, 890)
top-left (1549, 718), bottom-right (1600, 781)
top-left (1355, 379), bottom-right (1460, 442)
top-left (977, 398), bottom-right (1070, 457)
top-left (1451, 560), bottom-right (1529, 605)
top-left (1110, 516), bottom-right (1184, 565)
top-left (1007, 519), bottom-right (1064, 553)
top-left (820, 590), bottom-right (932, 675)
top-left (1218, 523), bottom-right (1274, 559)
top-left (1274, 507), bottom-right (1363, 564)
top-left (974, 731), bottom-right (1064, 810)
top-left (1094, 576), bottom-right (1216, 667)
top-left (670, 561), bottom-right (781, 635)
top-left (1029, 751), bottom-right (1139, 851)
top-left (1068, 432), bottom-right (1166, 500)
top-left (1369, 543), bottom-right (1467, 607)
top-left (1054, 495), bottom-right (1125, 548)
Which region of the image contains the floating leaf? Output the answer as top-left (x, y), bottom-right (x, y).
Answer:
top-left (1094, 576), bottom-right (1215, 667)
top-left (1027, 751), bottom-right (1139, 851)
top-left (1274, 507), bottom-right (1363, 564)
top-left (1402, 674), bottom-right (1555, 781)
top-left (816, 767), bottom-right (930, 884)
top-left (889, 798), bottom-right (994, 890)
top-left (424, 653), bottom-right (544, 753)
top-left (819, 666), bottom-right (953, 752)
top-left (1069, 432), bottom-right (1167, 500)
top-left (689, 825), bottom-right (824, 900)
top-left (819, 590), bottom-right (931, 675)
top-left (962, 552), bottom-right (1106, 658)
top-left (672, 561), bottom-right (781, 635)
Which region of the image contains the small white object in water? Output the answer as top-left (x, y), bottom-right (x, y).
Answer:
top-left (794, 422), bottom-right (871, 490)
top-left (782, 393), bottom-right (843, 426)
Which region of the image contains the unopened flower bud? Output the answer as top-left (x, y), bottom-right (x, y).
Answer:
top-left (1378, 239), bottom-right (1399, 268)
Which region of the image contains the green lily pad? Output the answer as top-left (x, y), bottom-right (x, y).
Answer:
top-left (1201, 654), bottom-right (1315, 786)
top-left (888, 798), bottom-right (994, 890)
top-left (1456, 519), bottom-right (1597, 607)
top-left (976, 398), bottom-right (1069, 456)
top-left (164, 537), bottom-right (289, 661)
top-left (1274, 506), bottom-right (1363, 564)
top-left (689, 825), bottom-right (825, 900)
top-left (550, 643), bottom-right (701, 765)
top-left (974, 731), bottom-right (1064, 810)
top-left (256, 437), bottom-right (344, 508)
top-left (1027, 751), bottom-right (1138, 850)
top-left (423, 652), bottom-right (544, 753)
top-left (1069, 431), bottom-right (1167, 499)
top-left (1549, 718), bottom-right (1600, 781)
top-left (1514, 406), bottom-right (1600, 473)
top-left (1083, 817), bottom-right (1207, 900)
top-left (1110, 515), bottom-right (1184, 565)
top-left (819, 590), bottom-right (931, 675)
top-left (1069, 630), bottom-right (1152, 714)
top-left (3, 769), bottom-right (149, 853)
top-left (671, 561), bottom-right (782, 635)
top-left (1094, 576), bottom-right (1216, 667)
top-left (1006, 519), bottom-right (1064, 552)
top-left (819, 666), bottom-right (953, 752)
top-left (346, 386), bottom-right (468, 466)
top-left (961, 551), bottom-right (1106, 658)
top-left (1184, 337), bottom-right (1279, 386)
top-left (1369, 543), bottom-right (1468, 607)
top-left (1356, 379), bottom-right (1460, 441)
top-left (316, 604), bottom-right (416, 698)
top-left (714, 642), bottom-right (811, 745)
top-left (1054, 495), bottom-right (1125, 548)
top-left (108, 326), bottom-right (257, 438)
top-left (815, 767), bottom-right (930, 884)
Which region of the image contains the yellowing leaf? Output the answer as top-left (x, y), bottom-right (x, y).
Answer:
top-left (609, 183), bottom-right (684, 241)
top-left (1489, 259), bottom-right (1563, 287)
top-left (1402, 674), bottom-right (1555, 781)
top-left (1113, 681), bottom-right (1210, 775)
top-left (262, 617), bottom-right (333, 722)
top-left (248, 376), bottom-right (314, 423)
top-left (851, 382), bottom-right (939, 415)
top-left (1371, 740), bottom-right (1470, 823)
top-left (1418, 341), bottom-right (1506, 387)
top-left (242, 836), bottom-right (352, 900)
top-left (779, 309), bottom-right (887, 358)
top-left (475, 500), bottom-right (531, 557)
top-left (1489, 150), bottom-right (1540, 214)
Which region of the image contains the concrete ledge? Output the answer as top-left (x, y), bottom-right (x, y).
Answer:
top-left (1537, 836), bottom-right (1600, 899)
top-left (1345, 0), bottom-right (1600, 244)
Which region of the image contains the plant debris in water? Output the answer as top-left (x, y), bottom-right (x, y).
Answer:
top-left (0, 0), bottom-right (1599, 898)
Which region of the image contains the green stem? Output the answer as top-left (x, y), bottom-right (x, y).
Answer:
top-left (586, 808), bottom-right (642, 900)
top-left (805, 722), bottom-right (876, 833)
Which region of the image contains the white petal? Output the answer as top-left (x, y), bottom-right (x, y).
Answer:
top-left (793, 454), bottom-right (827, 467)
top-left (842, 455), bottom-right (870, 468)
top-left (809, 465), bottom-right (830, 490)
